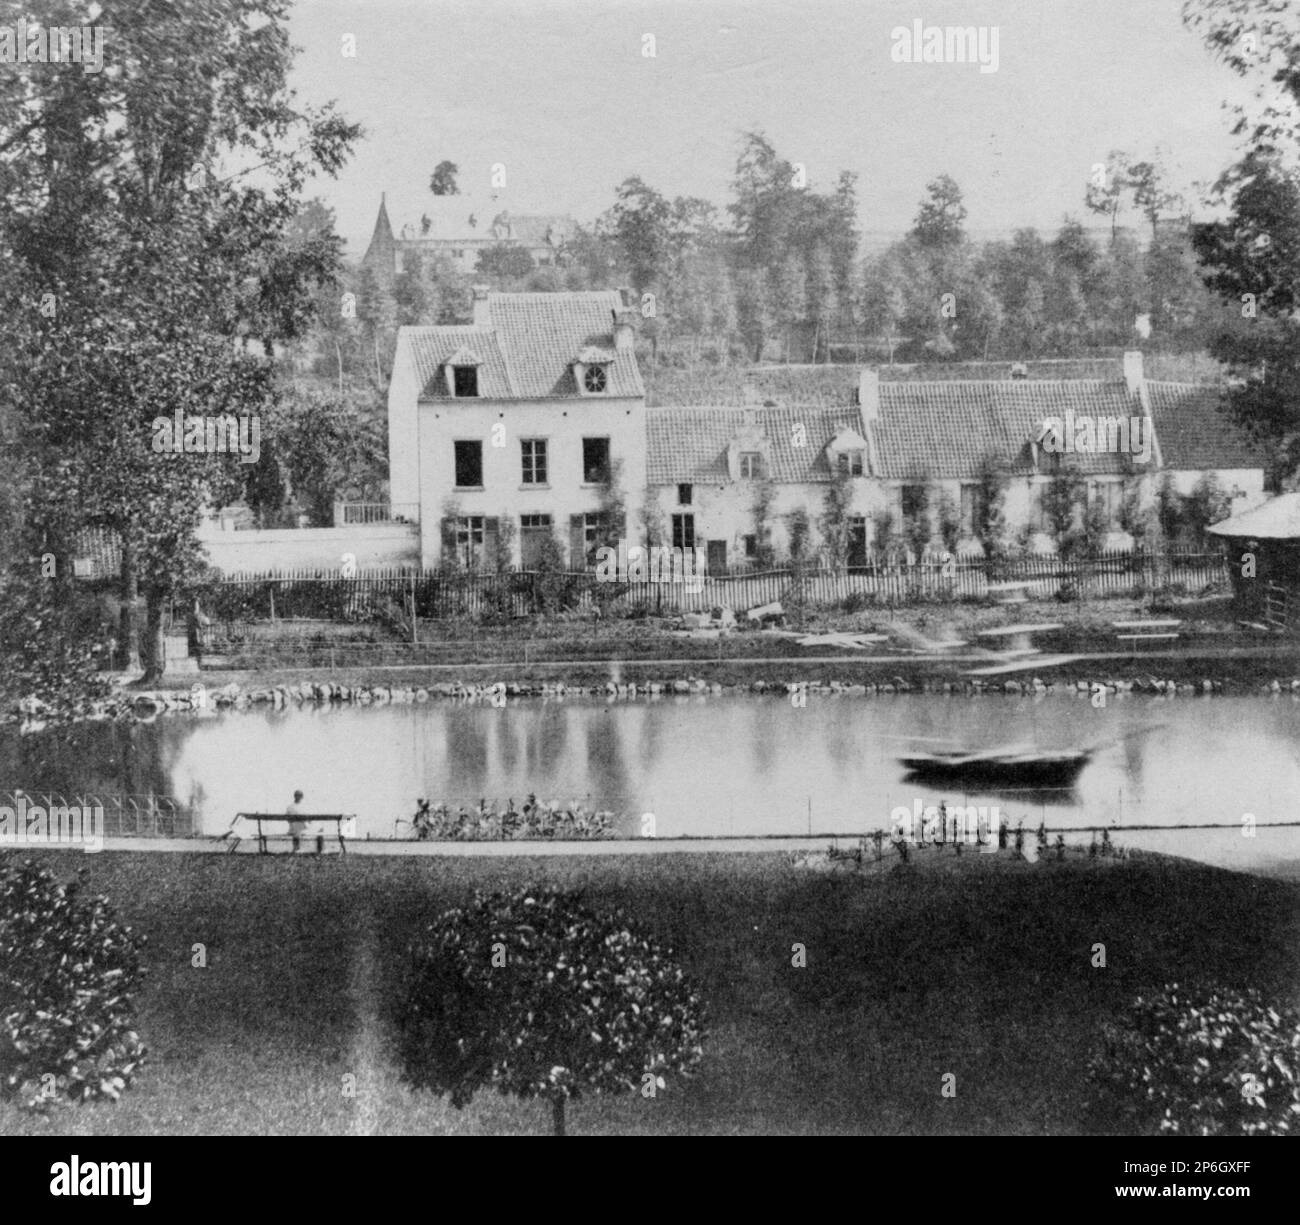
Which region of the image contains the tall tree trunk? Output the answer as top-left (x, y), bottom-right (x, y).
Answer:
top-left (118, 542), bottom-right (142, 673)
top-left (139, 589), bottom-right (166, 685)
top-left (551, 1095), bottom-right (565, 1137)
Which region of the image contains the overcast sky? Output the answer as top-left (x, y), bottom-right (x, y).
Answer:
top-left (285, 0), bottom-right (1259, 256)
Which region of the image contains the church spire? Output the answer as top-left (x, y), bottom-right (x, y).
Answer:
top-left (362, 193), bottom-right (397, 280)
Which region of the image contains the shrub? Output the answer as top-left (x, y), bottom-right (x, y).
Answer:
top-left (0, 861), bottom-right (147, 1111)
top-left (1086, 982), bottom-right (1300, 1135)
top-left (399, 888), bottom-right (706, 1135)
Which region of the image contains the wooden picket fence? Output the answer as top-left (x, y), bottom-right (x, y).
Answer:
top-left (198, 548), bottom-right (1228, 629)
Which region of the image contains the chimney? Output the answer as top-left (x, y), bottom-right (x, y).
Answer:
top-left (612, 306), bottom-right (635, 352)
top-left (856, 368), bottom-right (880, 422)
top-left (472, 284), bottom-right (492, 327)
top-left (1122, 349), bottom-right (1144, 396)
top-left (617, 285), bottom-right (636, 310)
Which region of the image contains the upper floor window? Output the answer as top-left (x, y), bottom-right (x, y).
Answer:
top-left (582, 437), bottom-right (611, 484)
top-left (582, 364), bottom-right (609, 394)
top-left (521, 438), bottom-right (548, 485)
top-left (739, 452), bottom-right (763, 479)
top-left (677, 483), bottom-right (693, 506)
top-left (454, 440), bottom-right (483, 488)
top-left (452, 366), bottom-right (478, 397)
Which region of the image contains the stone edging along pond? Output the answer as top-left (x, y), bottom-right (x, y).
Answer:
top-left (13, 670), bottom-right (1300, 726)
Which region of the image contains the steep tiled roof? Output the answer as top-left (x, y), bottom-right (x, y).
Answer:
top-left (646, 406), bottom-right (865, 484)
top-left (1207, 492), bottom-right (1300, 540)
top-left (874, 380), bottom-right (1143, 478)
top-left (401, 292), bottom-right (644, 400)
top-left (1145, 382), bottom-right (1266, 470)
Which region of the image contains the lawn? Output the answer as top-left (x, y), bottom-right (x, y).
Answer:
top-left (3, 848), bottom-right (1298, 1135)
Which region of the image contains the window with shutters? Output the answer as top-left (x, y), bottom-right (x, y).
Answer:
top-left (455, 515), bottom-right (486, 568)
top-left (569, 512), bottom-right (608, 567)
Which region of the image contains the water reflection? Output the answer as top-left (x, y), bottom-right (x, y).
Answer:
top-left (2, 694), bottom-right (1300, 874)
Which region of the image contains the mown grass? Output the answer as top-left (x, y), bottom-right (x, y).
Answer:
top-left (3, 849), bottom-right (1298, 1135)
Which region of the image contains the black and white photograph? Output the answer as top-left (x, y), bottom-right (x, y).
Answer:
top-left (1, 0), bottom-right (1299, 1184)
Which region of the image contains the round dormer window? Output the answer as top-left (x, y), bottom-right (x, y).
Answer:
top-left (583, 365), bottom-right (608, 393)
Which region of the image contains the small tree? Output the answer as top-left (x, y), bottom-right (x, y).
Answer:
top-left (1185, 473), bottom-right (1232, 544)
top-left (818, 472), bottom-right (854, 567)
top-left (400, 889), bottom-right (706, 1136)
top-left (751, 479), bottom-right (778, 568)
top-left (937, 490), bottom-right (961, 555)
top-left (0, 861), bottom-right (147, 1110)
top-left (1041, 468), bottom-right (1088, 558)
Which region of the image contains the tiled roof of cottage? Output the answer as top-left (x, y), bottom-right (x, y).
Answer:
top-left (1145, 382), bottom-right (1266, 470)
top-left (646, 406), bottom-right (865, 484)
top-left (402, 292), bottom-right (644, 399)
top-left (1207, 492), bottom-right (1300, 540)
top-left (873, 380), bottom-right (1142, 479)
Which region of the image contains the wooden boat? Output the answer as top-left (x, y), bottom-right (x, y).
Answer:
top-left (898, 747), bottom-right (1092, 788)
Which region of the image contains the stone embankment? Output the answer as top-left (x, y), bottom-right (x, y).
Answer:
top-left (16, 671), bottom-right (1300, 727)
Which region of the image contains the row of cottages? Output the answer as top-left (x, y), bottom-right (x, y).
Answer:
top-left (386, 289), bottom-right (1268, 572)
top-left (363, 194), bottom-right (575, 283)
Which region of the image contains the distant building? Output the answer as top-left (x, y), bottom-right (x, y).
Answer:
top-left (362, 194), bottom-right (575, 282)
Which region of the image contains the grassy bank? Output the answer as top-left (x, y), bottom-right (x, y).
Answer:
top-left (3, 849), bottom-right (1298, 1135)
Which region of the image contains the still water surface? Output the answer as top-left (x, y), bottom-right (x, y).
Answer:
top-left (6, 692), bottom-right (1300, 874)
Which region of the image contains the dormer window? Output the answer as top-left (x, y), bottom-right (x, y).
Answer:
top-left (574, 346), bottom-right (615, 396)
top-left (444, 345), bottom-right (483, 398)
top-left (838, 450), bottom-right (865, 477)
top-left (739, 452), bottom-right (763, 479)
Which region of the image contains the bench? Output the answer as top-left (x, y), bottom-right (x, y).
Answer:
top-left (986, 581), bottom-right (1030, 606)
top-left (233, 813), bottom-right (354, 854)
top-left (1112, 619), bottom-right (1182, 630)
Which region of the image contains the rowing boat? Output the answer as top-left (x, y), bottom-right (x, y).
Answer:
top-left (898, 747), bottom-right (1092, 788)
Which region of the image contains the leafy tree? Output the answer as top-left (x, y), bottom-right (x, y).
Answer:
top-left (430, 160), bottom-right (460, 196)
top-left (399, 888), bottom-right (706, 1136)
top-left (1085, 150), bottom-right (1132, 242)
top-left (476, 243), bottom-right (535, 282)
top-left (0, 0), bottom-right (359, 684)
top-left (0, 861), bottom-right (147, 1111)
top-left (911, 174), bottom-right (967, 250)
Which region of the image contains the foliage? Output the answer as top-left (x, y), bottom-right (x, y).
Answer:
top-left (0, 566), bottom-right (111, 722)
top-left (817, 472), bottom-right (855, 566)
top-left (1087, 982), bottom-right (1300, 1135)
top-left (0, 861), bottom-right (147, 1111)
top-left (476, 244), bottom-right (535, 281)
top-left (430, 160), bottom-right (460, 196)
top-left (398, 888), bottom-right (706, 1135)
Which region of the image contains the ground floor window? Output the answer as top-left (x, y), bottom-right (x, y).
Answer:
top-left (847, 516), bottom-right (867, 568)
top-left (520, 513), bottom-right (554, 568)
top-left (569, 512), bottom-right (609, 568)
top-left (671, 513), bottom-right (696, 550)
top-left (441, 515), bottom-right (501, 569)
top-left (1090, 480), bottom-right (1123, 529)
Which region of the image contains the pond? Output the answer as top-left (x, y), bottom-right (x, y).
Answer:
top-left (4, 690), bottom-right (1300, 876)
